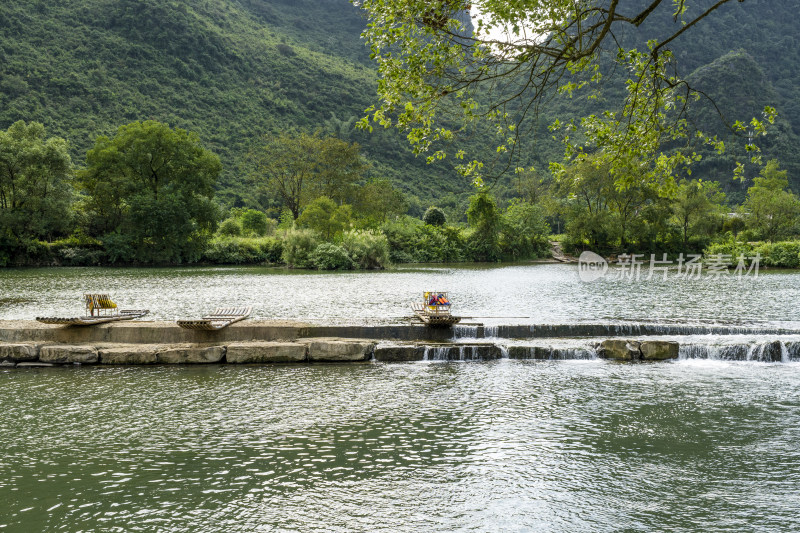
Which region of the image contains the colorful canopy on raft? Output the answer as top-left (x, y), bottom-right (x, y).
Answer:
top-left (424, 292), bottom-right (451, 306)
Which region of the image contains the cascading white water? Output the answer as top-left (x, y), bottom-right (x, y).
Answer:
top-left (536, 323), bottom-right (800, 339)
top-left (746, 343), bottom-right (762, 361)
top-left (482, 325), bottom-right (499, 338)
top-left (422, 346), bottom-right (448, 361)
top-left (679, 340), bottom-right (797, 362)
top-left (451, 326), bottom-right (479, 342)
top-left (416, 340), bottom-right (798, 363)
top-left (559, 348), bottom-right (597, 360)
top-left (679, 344), bottom-right (715, 360)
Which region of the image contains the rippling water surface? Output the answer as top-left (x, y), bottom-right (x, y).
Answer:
top-left (2, 361), bottom-right (800, 532)
top-left (1, 263), bottom-right (799, 326)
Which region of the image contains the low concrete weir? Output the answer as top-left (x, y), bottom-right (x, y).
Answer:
top-left (458, 323), bottom-right (800, 339)
top-left (1, 321), bottom-right (800, 365)
top-left (2, 321), bottom-right (800, 345)
top-left (1, 340), bottom-right (799, 365)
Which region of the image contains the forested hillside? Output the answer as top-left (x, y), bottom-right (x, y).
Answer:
top-left (1, 0), bottom-right (799, 208)
top-left (0, 0), bottom-right (477, 210)
top-left (603, 0), bottom-right (800, 201)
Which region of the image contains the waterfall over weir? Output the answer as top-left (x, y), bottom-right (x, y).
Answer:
top-left (450, 323), bottom-right (800, 341)
top-left (428, 321), bottom-right (800, 363)
top-left (678, 340), bottom-right (798, 362)
top-left (401, 339), bottom-right (800, 362)
top-left (421, 345), bottom-right (504, 361)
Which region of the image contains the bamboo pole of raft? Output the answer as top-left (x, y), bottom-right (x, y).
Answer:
top-left (458, 316), bottom-right (531, 319)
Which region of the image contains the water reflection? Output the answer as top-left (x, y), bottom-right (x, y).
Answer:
top-left (1, 362), bottom-right (799, 531)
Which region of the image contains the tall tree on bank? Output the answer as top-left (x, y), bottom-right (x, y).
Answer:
top-left (671, 179), bottom-right (726, 248)
top-left (466, 190), bottom-right (501, 261)
top-left (741, 160), bottom-right (800, 242)
top-left (555, 155), bottom-right (664, 252)
top-left (251, 132), bottom-right (367, 219)
top-left (78, 121), bottom-right (221, 263)
top-left (355, 0), bottom-right (776, 186)
top-left (0, 121), bottom-right (73, 255)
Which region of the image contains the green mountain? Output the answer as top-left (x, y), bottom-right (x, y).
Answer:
top-left (600, 0), bottom-right (800, 196)
top-left (1, 0), bottom-right (799, 209)
top-left (0, 0), bottom-right (473, 210)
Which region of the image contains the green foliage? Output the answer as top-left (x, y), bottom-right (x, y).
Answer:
top-left (278, 209), bottom-right (294, 230)
top-left (309, 243), bottom-right (354, 270)
top-left (466, 191), bottom-right (501, 261)
top-left (381, 215), bottom-right (467, 263)
top-left (251, 132), bottom-right (366, 219)
top-left (671, 179), bottom-right (727, 248)
top-left (741, 160), bottom-right (800, 241)
top-left (218, 218), bottom-right (242, 237)
top-left (79, 120), bottom-right (221, 263)
top-left (340, 229), bottom-right (390, 269)
top-left (381, 216), bottom-right (424, 263)
top-left (296, 196), bottom-right (352, 240)
top-left (722, 215), bottom-right (746, 236)
top-left (3, 0), bottom-right (800, 213)
top-left (203, 236), bottom-right (283, 265)
top-left (423, 206), bottom-right (446, 226)
top-left (281, 227), bottom-right (320, 269)
top-left (500, 200), bottom-right (551, 260)
top-left (0, 121), bottom-right (74, 249)
top-left (556, 156), bottom-right (667, 254)
top-left (704, 239), bottom-right (800, 269)
top-left (0, 0), bottom-right (434, 205)
top-left (415, 224), bottom-right (466, 263)
top-left (358, 0), bottom-right (783, 193)
top-left (46, 236), bottom-right (107, 266)
top-left (352, 178), bottom-right (408, 225)
top-left (239, 209), bottom-right (272, 237)
top-left (757, 241), bottom-right (800, 269)
top-left (703, 238), bottom-right (756, 261)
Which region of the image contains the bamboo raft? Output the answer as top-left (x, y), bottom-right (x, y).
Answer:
top-left (177, 306), bottom-right (252, 331)
top-left (36, 294), bottom-right (149, 326)
top-left (412, 291), bottom-right (462, 327)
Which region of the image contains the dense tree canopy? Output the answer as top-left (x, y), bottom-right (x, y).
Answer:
top-left (296, 196), bottom-right (353, 240)
top-left (356, 0), bottom-right (775, 186)
top-left (466, 191), bottom-right (501, 260)
top-left (78, 120), bottom-right (221, 263)
top-left (0, 121), bottom-right (73, 248)
top-left (741, 160), bottom-right (800, 242)
top-left (251, 132), bottom-right (367, 219)
top-left (352, 178), bottom-right (409, 224)
top-left (423, 206), bottom-right (447, 226)
top-left (671, 178), bottom-right (726, 248)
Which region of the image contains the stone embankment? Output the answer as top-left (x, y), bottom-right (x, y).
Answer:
top-left (1, 339), bottom-right (684, 366)
top-left (2, 320), bottom-right (798, 344)
top-left (1, 321), bottom-right (797, 366)
top-left (596, 339), bottom-right (679, 361)
top-left (0, 338), bottom-right (378, 366)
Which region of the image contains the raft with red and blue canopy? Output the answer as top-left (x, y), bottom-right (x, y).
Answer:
top-left (412, 291), bottom-right (461, 326)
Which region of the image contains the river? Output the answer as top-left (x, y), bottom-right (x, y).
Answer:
top-left (1, 361), bottom-right (799, 531)
top-left (2, 263), bottom-right (800, 531)
top-left (1, 263), bottom-right (799, 327)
